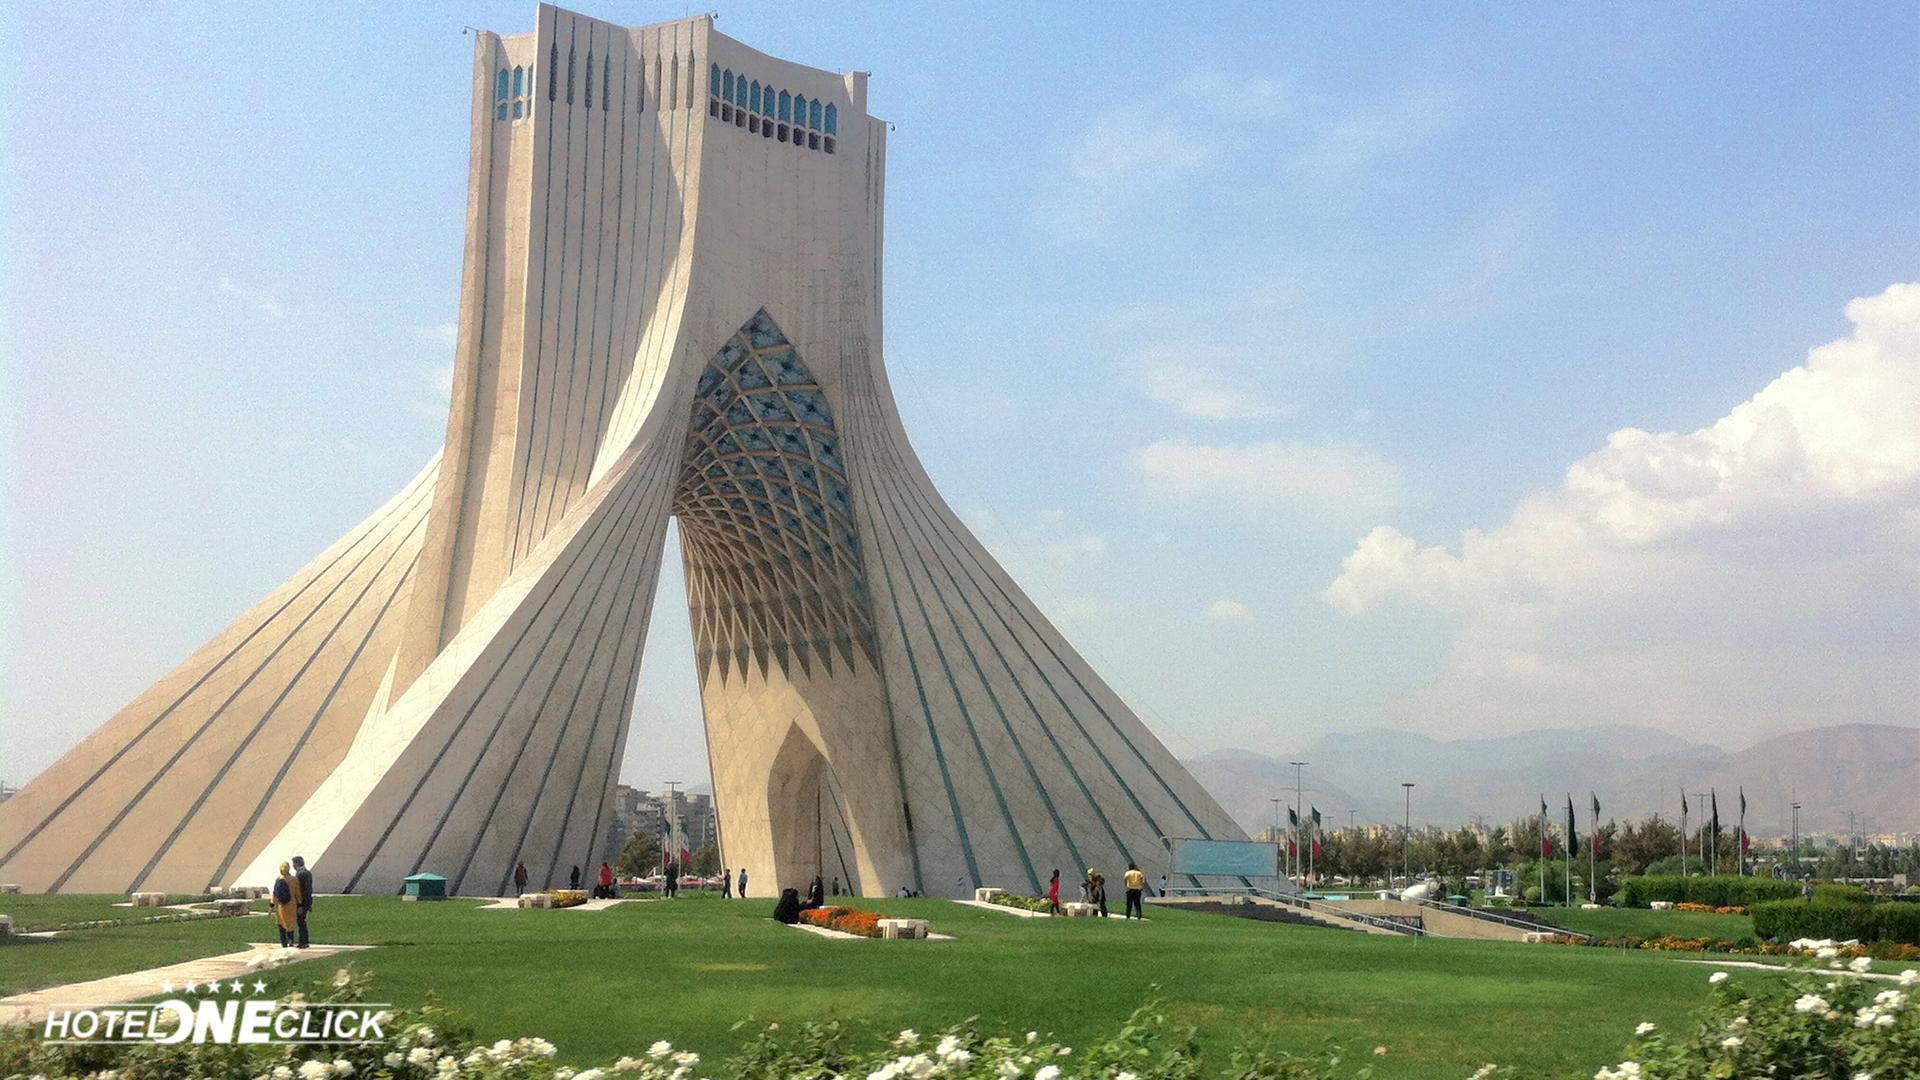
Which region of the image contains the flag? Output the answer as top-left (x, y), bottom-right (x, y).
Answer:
top-left (680, 847), bottom-right (693, 867)
top-left (1565, 795), bottom-right (1580, 857)
top-left (1742, 831), bottom-right (1751, 853)
top-left (1591, 793), bottom-right (1600, 819)
top-left (1710, 790), bottom-right (1721, 837)
top-left (1311, 806), bottom-right (1322, 831)
top-left (1288, 837), bottom-right (1298, 859)
top-left (1739, 788), bottom-right (1747, 816)
top-left (1680, 790), bottom-right (1689, 824)
top-left (1288, 806), bottom-right (1299, 828)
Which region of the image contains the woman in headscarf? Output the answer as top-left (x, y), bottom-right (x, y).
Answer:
top-left (272, 861), bottom-right (303, 947)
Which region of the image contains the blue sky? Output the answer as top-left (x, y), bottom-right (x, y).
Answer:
top-left (4, 2), bottom-right (1916, 793)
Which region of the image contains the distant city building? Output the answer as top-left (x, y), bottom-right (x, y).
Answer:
top-left (602, 785), bottom-right (719, 867)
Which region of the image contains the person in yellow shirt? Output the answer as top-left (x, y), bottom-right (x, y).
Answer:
top-left (1122, 863), bottom-right (1147, 919)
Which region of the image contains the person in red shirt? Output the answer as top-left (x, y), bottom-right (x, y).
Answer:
top-left (1047, 869), bottom-right (1061, 915)
top-left (597, 861), bottom-right (614, 899)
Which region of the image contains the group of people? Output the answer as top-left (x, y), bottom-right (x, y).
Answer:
top-left (1044, 863), bottom-right (1150, 919)
top-left (270, 856), bottom-right (315, 947)
top-left (771, 874), bottom-right (831, 923)
top-left (719, 867), bottom-right (748, 898)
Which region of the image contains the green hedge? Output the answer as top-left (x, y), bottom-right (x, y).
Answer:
top-left (1752, 900), bottom-right (1920, 944)
top-left (1617, 875), bottom-right (1800, 908)
top-left (1812, 883), bottom-right (1872, 904)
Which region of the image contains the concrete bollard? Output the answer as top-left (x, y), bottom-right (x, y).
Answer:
top-left (131, 891), bottom-right (169, 907)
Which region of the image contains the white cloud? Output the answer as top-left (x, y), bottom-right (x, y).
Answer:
top-left (1206, 598), bottom-right (1252, 623)
top-left (215, 276), bottom-right (285, 320)
top-left (1137, 438), bottom-right (1404, 520)
top-left (1033, 116), bottom-right (1209, 243)
top-left (1292, 88), bottom-right (1458, 182)
top-left (1322, 283), bottom-right (1920, 743)
top-left (417, 322), bottom-right (459, 349)
top-left (1138, 343), bottom-right (1290, 421)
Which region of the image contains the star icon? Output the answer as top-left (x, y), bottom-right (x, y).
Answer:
top-left (252, 980), bottom-right (267, 994)
top-left (183, 980), bottom-right (198, 994)
top-left (229, 980), bottom-right (243, 993)
top-left (160, 979), bottom-right (175, 994)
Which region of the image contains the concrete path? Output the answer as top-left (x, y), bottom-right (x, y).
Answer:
top-left (957, 899), bottom-right (1050, 918)
top-left (473, 897), bottom-right (648, 911)
top-left (0, 942), bottom-right (373, 1027)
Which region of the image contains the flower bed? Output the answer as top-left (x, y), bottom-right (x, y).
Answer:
top-left (798, 904), bottom-right (886, 938)
top-left (1539, 932), bottom-right (1920, 962)
top-left (987, 893), bottom-right (1053, 914)
top-left (540, 890), bottom-right (588, 909)
top-left (1674, 902), bottom-right (1747, 915)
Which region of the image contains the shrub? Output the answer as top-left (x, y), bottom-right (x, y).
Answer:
top-left (539, 889), bottom-right (588, 909)
top-left (797, 904), bottom-right (889, 938)
top-left (987, 892), bottom-right (1053, 913)
top-left (1814, 882), bottom-right (1872, 904)
top-left (1591, 964), bottom-right (1918, 1079)
top-left (1619, 875), bottom-right (1798, 908)
top-left (1752, 900), bottom-right (1920, 945)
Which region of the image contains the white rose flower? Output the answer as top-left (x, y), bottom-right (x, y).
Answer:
top-left (1719, 1036), bottom-right (1741, 1049)
top-left (575, 1070), bottom-right (605, 1080)
top-left (300, 1061), bottom-right (332, 1080)
top-left (935, 1036), bottom-right (962, 1059)
top-left (1117, 1072), bottom-right (1139, 1080)
top-left (384, 1054), bottom-right (403, 1068)
top-left (649, 1041), bottom-right (674, 1060)
top-left (331, 1061), bottom-right (354, 1077)
top-left (1849, 956), bottom-right (1874, 973)
top-left (1794, 994), bottom-right (1830, 1014)
top-left (272, 1068), bottom-right (294, 1080)
top-left (1709, 972), bottom-right (1729, 984)
top-left (1633, 1022), bottom-right (1655, 1036)
top-left (1875, 1012), bottom-right (1895, 1028)
top-left (1899, 969), bottom-right (1918, 987)
top-left (1024, 1032), bottom-right (1038, 1044)
top-left (1817, 947), bottom-right (1840, 959)
top-left (894, 1031), bottom-right (919, 1048)
top-left (407, 1047), bottom-right (434, 1067)
top-left (1034, 1066), bottom-right (1060, 1080)
top-left (1731, 1016), bottom-right (1748, 1028)
top-left (673, 1052), bottom-right (700, 1068)
top-left (413, 1027), bottom-right (437, 1047)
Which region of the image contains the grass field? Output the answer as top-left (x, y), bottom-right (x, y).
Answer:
top-left (0, 893), bottom-right (1777, 1078)
top-left (1536, 907), bottom-right (1755, 941)
top-left (0, 893), bottom-right (257, 931)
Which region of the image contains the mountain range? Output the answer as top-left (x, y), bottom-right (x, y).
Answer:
top-left (1182, 722), bottom-right (1920, 838)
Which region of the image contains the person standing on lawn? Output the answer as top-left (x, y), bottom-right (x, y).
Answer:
top-left (737, 866), bottom-right (748, 899)
top-left (271, 861), bottom-right (302, 948)
top-left (514, 862), bottom-right (529, 895)
top-left (1047, 869), bottom-right (1061, 914)
top-left (1123, 863), bottom-right (1146, 920)
top-left (569, 865), bottom-right (581, 890)
top-left (597, 861), bottom-right (615, 899)
top-left (292, 856), bottom-right (315, 947)
top-left (721, 867), bottom-right (733, 898)
top-left (1090, 869), bottom-right (1109, 917)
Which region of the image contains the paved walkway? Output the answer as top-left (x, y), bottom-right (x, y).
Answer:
top-left (473, 897), bottom-right (648, 911)
top-left (0, 942), bottom-right (373, 1027)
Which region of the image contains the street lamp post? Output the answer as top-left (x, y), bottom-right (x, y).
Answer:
top-left (1401, 782), bottom-right (1416, 888)
top-left (1289, 761), bottom-right (1308, 886)
top-left (1270, 797), bottom-right (1283, 874)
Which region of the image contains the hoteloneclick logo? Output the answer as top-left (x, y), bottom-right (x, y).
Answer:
top-left (41, 980), bottom-right (390, 1046)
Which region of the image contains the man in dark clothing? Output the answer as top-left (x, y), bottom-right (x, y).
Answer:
top-left (664, 859), bottom-right (679, 899)
top-left (292, 856), bottom-right (315, 948)
top-left (806, 875), bottom-right (825, 909)
top-left (569, 865), bottom-right (581, 890)
top-left (721, 867), bottom-right (733, 898)
top-left (513, 862), bottom-right (529, 895)
top-left (831, 876), bottom-right (841, 897)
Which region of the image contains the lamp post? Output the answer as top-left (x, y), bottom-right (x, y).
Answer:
top-left (1289, 762), bottom-right (1308, 885)
top-left (1270, 797), bottom-right (1282, 860)
top-left (1790, 801), bottom-right (1801, 880)
top-left (1401, 782), bottom-right (1416, 888)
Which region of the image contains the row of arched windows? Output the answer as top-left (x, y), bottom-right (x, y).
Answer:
top-left (708, 63), bottom-right (838, 154)
top-left (495, 45), bottom-right (704, 124)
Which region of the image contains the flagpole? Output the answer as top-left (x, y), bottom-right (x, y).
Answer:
top-left (1738, 788), bottom-right (1747, 877)
top-left (1680, 789), bottom-right (1689, 878)
top-left (1589, 794), bottom-right (1598, 904)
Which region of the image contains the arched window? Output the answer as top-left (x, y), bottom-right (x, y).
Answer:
top-left (794, 95), bottom-right (807, 126)
top-left (778, 90), bottom-right (791, 122)
top-left (709, 62), bottom-right (721, 98)
top-left (549, 44), bottom-right (559, 101)
top-left (567, 46), bottom-right (576, 105)
top-left (584, 52), bottom-right (593, 108)
top-left (750, 81), bottom-right (761, 112)
top-left (512, 66), bottom-right (524, 97)
top-left (496, 70), bottom-right (510, 101)
top-left (723, 69), bottom-right (734, 103)
top-left (809, 99), bottom-right (822, 129)
top-left (824, 103), bottom-right (836, 134)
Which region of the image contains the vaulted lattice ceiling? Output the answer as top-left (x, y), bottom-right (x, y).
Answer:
top-left (673, 310), bottom-right (878, 684)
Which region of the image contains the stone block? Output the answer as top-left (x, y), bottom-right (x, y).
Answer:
top-left (0, 884), bottom-right (21, 894)
top-left (1062, 902), bottom-right (1097, 918)
top-left (878, 918), bottom-right (928, 940)
top-left (0, 914), bottom-right (12, 937)
top-left (215, 898), bottom-right (253, 916)
top-left (1650, 901), bottom-right (1674, 911)
top-left (131, 891), bottom-right (169, 907)
top-left (974, 888), bottom-right (1004, 903)
top-left (519, 893), bottom-right (553, 909)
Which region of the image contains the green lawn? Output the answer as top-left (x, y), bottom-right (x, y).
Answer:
top-left (0, 892), bottom-right (250, 931)
top-left (0, 894), bottom-right (1766, 1079)
top-left (1537, 906), bottom-right (1755, 941)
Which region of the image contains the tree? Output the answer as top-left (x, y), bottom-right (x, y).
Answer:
top-left (688, 840), bottom-right (721, 876)
top-left (615, 830), bottom-right (661, 878)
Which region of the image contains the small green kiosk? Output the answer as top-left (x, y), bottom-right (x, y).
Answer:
top-left (402, 872), bottom-right (448, 901)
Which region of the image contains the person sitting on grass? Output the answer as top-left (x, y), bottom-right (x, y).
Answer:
top-left (773, 887), bottom-right (803, 924)
top-left (806, 875), bottom-right (825, 909)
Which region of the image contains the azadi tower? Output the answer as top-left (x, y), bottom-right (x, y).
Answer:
top-left (0, 5), bottom-right (1243, 897)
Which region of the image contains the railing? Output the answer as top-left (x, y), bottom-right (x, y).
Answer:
top-left (1409, 894), bottom-right (1588, 939)
top-left (1243, 885), bottom-right (1430, 936)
